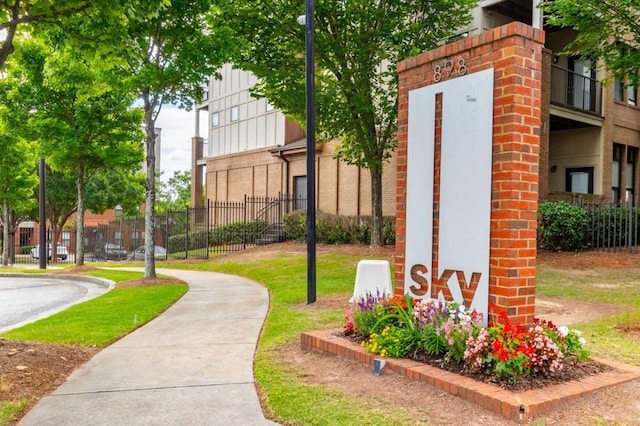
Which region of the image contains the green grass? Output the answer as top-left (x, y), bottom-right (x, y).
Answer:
top-left (2, 285), bottom-right (187, 346)
top-left (0, 401), bottom-right (28, 425)
top-left (1, 267), bottom-right (187, 346)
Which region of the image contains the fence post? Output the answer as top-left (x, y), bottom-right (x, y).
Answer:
top-left (184, 208), bottom-right (189, 259)
top-left (628, 198), bottom-right (633, 253)
top-left (243, 194), bottom-right (247, 250)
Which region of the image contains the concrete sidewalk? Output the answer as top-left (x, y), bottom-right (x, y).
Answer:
top-left (19, 269), bottom-right (277, 426)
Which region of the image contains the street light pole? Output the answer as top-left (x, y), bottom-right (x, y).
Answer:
top-left (304, 0), bottom-right (316, 304)
top-left (38, 158), bottom-right (47, 270)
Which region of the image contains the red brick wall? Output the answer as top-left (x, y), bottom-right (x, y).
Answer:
top-left (395, 22), bottom-right (544, 326)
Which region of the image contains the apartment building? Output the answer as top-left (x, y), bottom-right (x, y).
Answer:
top-left (465, 0), bottom-right (640, 205)
top-left (192, 1), bottom-right (640, 210)
top-left (191, 63), bottom-right (397, 216)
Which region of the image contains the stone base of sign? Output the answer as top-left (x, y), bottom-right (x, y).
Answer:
top-left (301, 329), bottom-right (640, 423)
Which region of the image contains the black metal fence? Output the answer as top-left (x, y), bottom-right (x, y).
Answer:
top-left (9, 194), bottom-right (306, 265)
top-left (583, 201), bottom-right (640, 253)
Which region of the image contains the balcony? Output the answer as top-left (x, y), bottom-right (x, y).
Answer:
top-left (551, 64), bottom-right (602, 116)
top-left (195, 138), bottom-right (208, 164)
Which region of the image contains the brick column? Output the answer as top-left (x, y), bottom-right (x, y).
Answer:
top-left (191, 136), bottom-right (204, 208)
top-left (395, 22), bottom-right (545, 326)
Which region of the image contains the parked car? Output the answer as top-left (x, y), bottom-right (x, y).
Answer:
top-left (30, 244), bottom-right (69, 261)
top-left (131, 245), bottom-right (166, 260)
top-left (94, 243), bottom-right (128, 261)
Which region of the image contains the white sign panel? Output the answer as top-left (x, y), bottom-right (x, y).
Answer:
top-left (404, 68), bottom-right (494, 321)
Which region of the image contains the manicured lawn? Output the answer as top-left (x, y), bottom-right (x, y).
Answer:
top-left (3, 251), bottom-right (639, 425)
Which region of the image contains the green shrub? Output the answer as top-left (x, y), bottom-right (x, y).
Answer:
top-left (283, 210), bottom-right (395, 245)
top-left (538, 202), bottom-right (589, 251)
top-left (167, 220), bottom-right (267, 253)
top-left (20, 246), bottom-right (34, 255)
top-left (282, 210), bottom-right (306, 241)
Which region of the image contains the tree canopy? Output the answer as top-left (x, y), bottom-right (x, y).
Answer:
top-left (543, 0), bottom-right (640, 87)
top-left (3, 36), bottom-right (145, 265)
top-left (157, 170), bottom-right (191, 213)
top-left (210, 0), bottom-right (476, 244)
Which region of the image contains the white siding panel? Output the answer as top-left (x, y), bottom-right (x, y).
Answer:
top-left (256, 115), bottom-right (266, 148)
top-left (230, 123), bottom-right (239, 153)
top-left (275, 113), bottom-right (285, 145)
top-left (265, 114), bottom-right (276, 147)
top-left (239, 121), bottom-right (248, 151)
top-left (247, 117), bottom-right (257, 150)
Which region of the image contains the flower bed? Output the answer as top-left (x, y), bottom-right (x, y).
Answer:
top-left (343, 293), bottom-right (609, 390)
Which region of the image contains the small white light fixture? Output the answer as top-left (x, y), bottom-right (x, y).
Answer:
top-left (373, 358), bottom-right (386, 376)
top-left (297, 15), bottom-right (306, 25)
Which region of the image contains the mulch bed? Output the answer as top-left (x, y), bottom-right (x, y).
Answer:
top-left (339, 331), bottom-right (612, 391)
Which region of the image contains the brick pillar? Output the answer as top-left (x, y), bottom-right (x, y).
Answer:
top-left (395, 22), bottom-right (544, 326)
top-left (191, 136), bottom-right (204, 208)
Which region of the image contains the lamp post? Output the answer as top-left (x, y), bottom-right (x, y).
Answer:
top-left (299, 0), bottom-right (316, 304)
top-left (38, 158), bottom-right (46, 270)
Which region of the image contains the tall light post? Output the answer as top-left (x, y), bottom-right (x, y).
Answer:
top-left (38, 158), bottom-right (46, 270)
top-left (299, 0), bottom-right (316, 304)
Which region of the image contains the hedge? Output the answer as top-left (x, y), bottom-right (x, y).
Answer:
top-left (283, 210), bottom-right (395, 245)
top-left (167, 220), bottom-right (266, 253)
top-left (538, 201), bottom-right (589, 251)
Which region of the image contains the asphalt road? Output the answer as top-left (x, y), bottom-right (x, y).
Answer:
top-left (0, 276), bottom-right (112, 334)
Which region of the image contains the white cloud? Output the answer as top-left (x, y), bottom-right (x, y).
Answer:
top-left (154, 105), bottom-right (197, 181)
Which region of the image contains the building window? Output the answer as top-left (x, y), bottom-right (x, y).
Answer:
top-left (294, 175), bottom-right (307, 210)
top-left (614, 78), bottom-right (624, 102)
top-left (565, 167), bottom-right (594, 194)
top-left (628, 84), bottom-right (637, 106)
top-left (62, 230), bottom-right (71, 248)
top-left (20, 227), bottom-right (32, 248)
top-left (627, 147), bottom-right (637, 205)
top-left (114, 231), bottom-right (123, 247)
top-left (230, 106), bottom-right (239, 122)
top-left (612, 144), bottom-right (622, 203)
top-left (211, 112), bottom-right (219, 127)
top-left (132, 230), bottom-right (140, 249)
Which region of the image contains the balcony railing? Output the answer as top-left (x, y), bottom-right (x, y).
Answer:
top-left (551, 64), bottom-right (602, 115)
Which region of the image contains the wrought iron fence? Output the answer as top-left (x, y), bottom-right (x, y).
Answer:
top-left (582, 201), bottom-right (640, 253)
top-left (8, 194), bottom-right (306, 265)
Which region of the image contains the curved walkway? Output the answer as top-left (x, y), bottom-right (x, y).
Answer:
top-left (19, 269), bottom-right (277, 426)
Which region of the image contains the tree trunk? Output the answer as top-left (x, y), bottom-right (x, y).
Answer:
top-left (75, 167), bottom-right (85, 266)
top-left (2, 199), bottom-right (8, 266)
top-left (144, 107), bottom-right (157, 278)
top-left (370, 167), bottom-right (383, 246)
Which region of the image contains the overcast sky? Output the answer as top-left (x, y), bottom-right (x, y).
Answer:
top-left (155, 105), bottom-right (204, 181)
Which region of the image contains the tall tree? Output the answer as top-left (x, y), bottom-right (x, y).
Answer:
top-left (96, 0), bottom-right (232, 278)
top-left (542, 0), bottom-right (640, 87)
top-left (211, 0), bottom-right (476, 245)
top-left (5, 37), bottom-right (144, 265)
top-left (0, 127), bottom-right (37, 266)
top-left (157, 170), bottom-right (191, 213)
